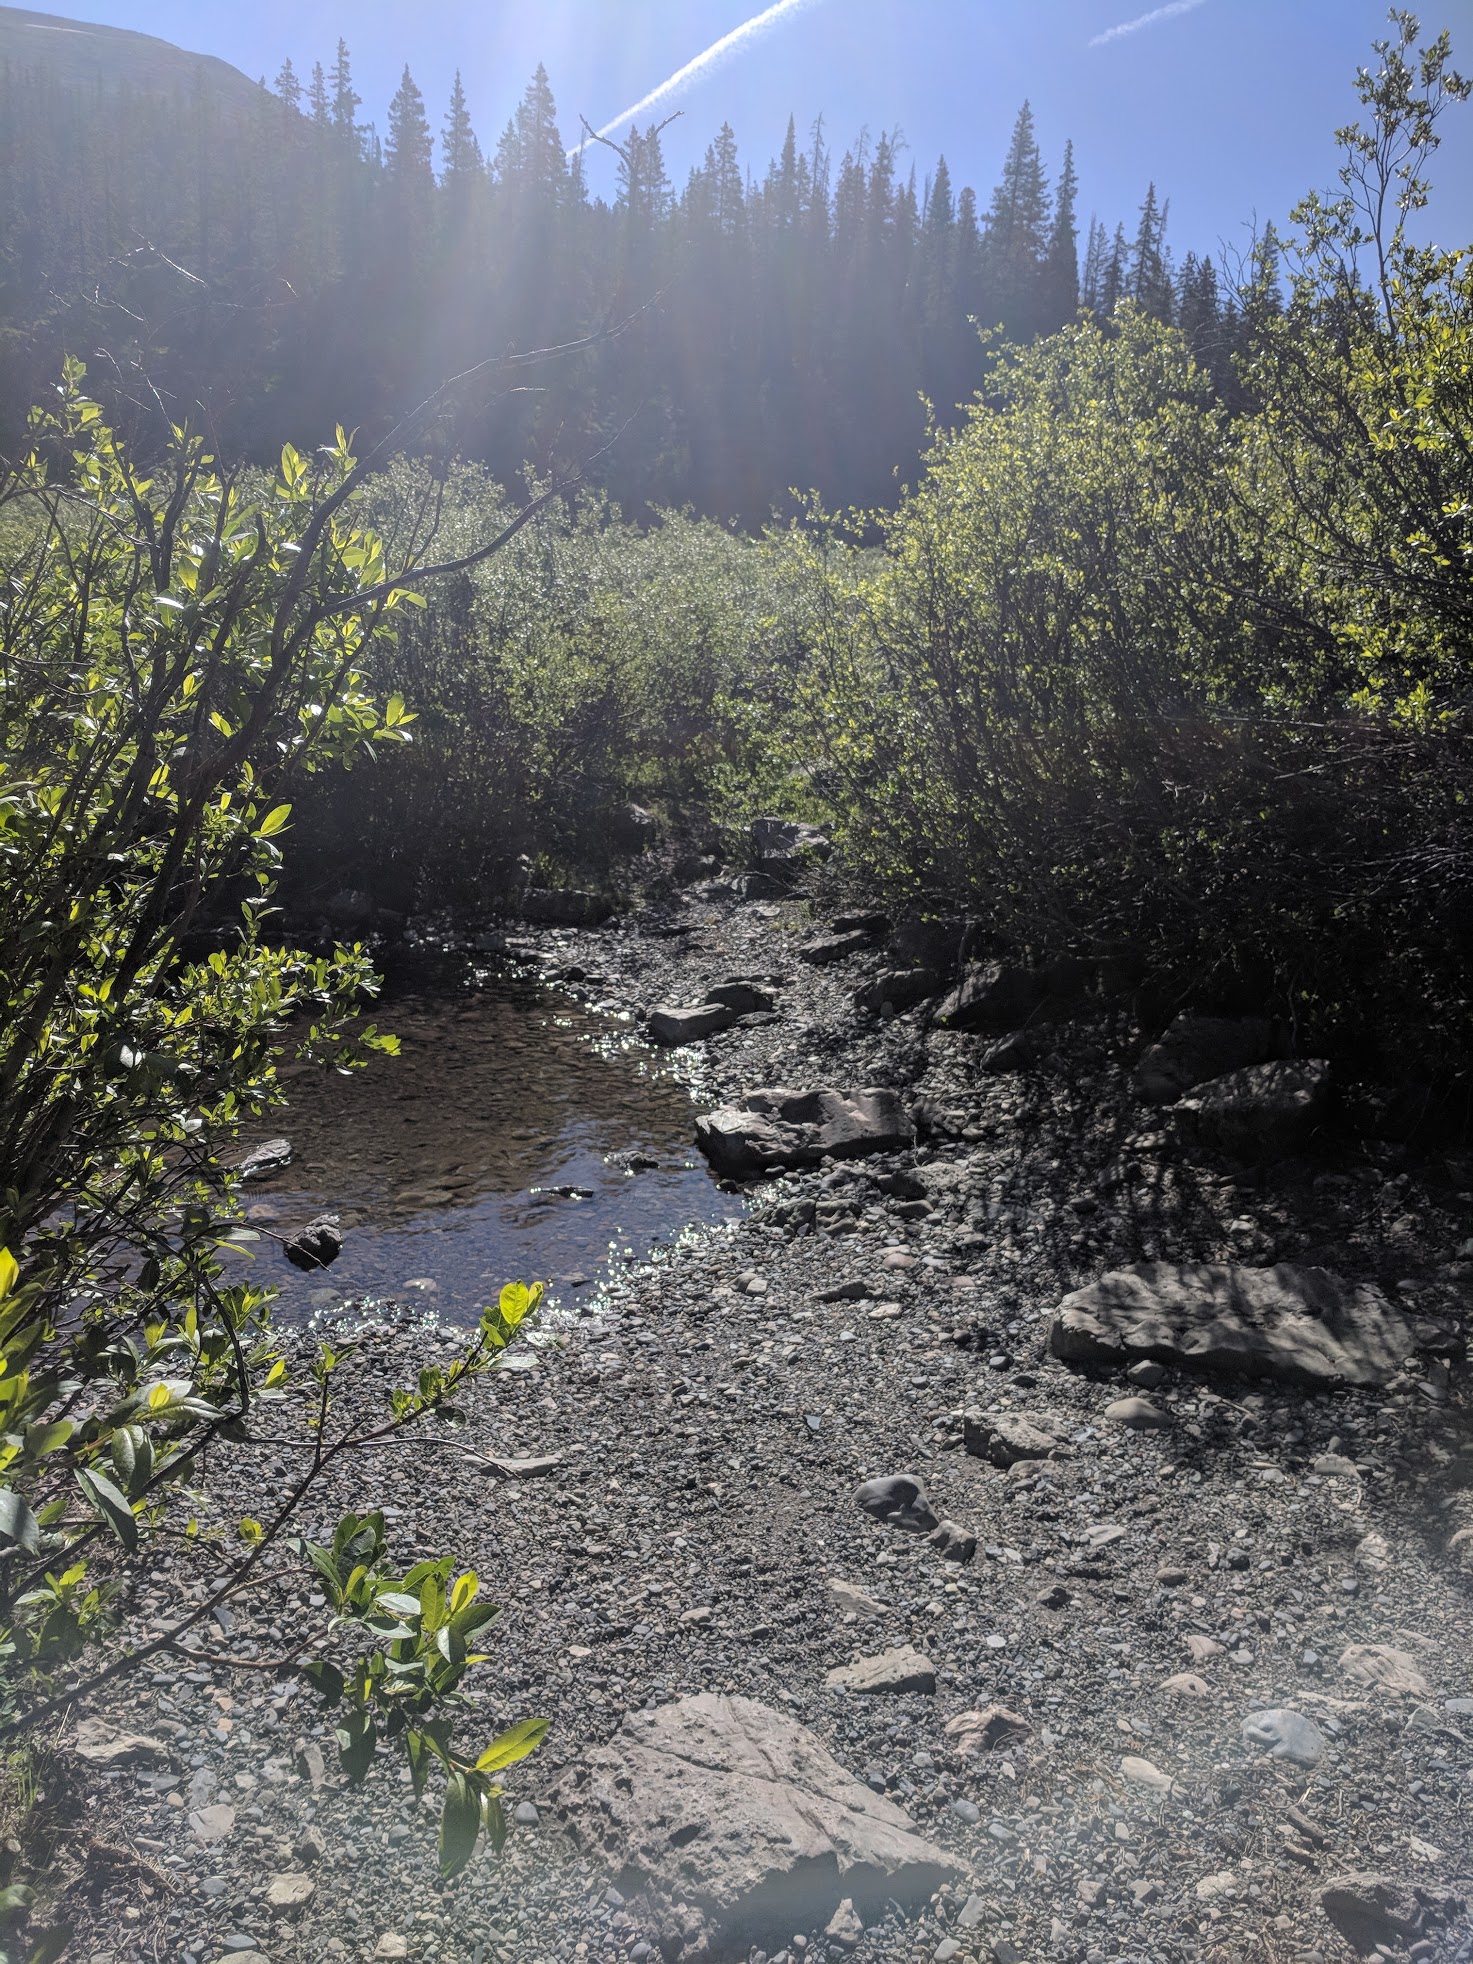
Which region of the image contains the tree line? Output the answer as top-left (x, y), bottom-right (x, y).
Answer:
top-left (0, 39), bottom-right (1249, 517)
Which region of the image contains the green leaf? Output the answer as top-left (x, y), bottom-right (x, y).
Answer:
top-left (474, 1717), bottom-right (549, 1774)
top-left (75, 1468), bottom-right (138, 1551)
top-left (255, 804), bottom-right (292, 838)
top-left (438, 1771), bottom-right (482, 1879)
top-left (23, 1420), bottom-right (73, 1460)
top-left (0, 1248), bottom-right (17, 1302)
top-left (300, 1659), bottom-right (345, 1707)
top-left (334, 1709), bottom-right (377, 1784)
top-left (0, 1488), bottom-right (39, 1553)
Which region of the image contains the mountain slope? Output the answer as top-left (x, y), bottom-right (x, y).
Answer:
top-left (0, 5), bottom-right (262, 113)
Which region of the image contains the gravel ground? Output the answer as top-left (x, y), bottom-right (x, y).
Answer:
top-left (59, 885), bottom-right (1473, 1964)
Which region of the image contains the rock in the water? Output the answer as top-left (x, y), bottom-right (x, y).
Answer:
top-left (1318, 1873), bottom-right (1463, 1955)
top-left (1338, 1643), bottom-right (1429, 1697)
top-left (944, 1707), bottom-right (1029, 1758)
top-left (554, 1694), bottom-right (959, 1960)
top-left (283, 1215), bottom-right (343, 1272)
top-left (854, 1473), bottom-right (939, 1534)
top-left (928, 1520), bottom-right (977, 1564)
top-left (648, 1002), bottom-right (738, 1046)
top-left (695, 1086), bottom-right (914, 1177)
top-left (1241, 1707), bottom-right (1327, 1768)
top-left (964, 1410), bottom-right (1064, 1467)
top-left (237, 1138), bottom-right (292, 1183)
top-left (933, 962), bottom-right (1048, 1032)
top-left (521, 887), bottom-right (613, 926)
top-left (1049, 1263), bottom-right (1414, 1388)
top-left (800, 930), bottom-right (876, 965)
top-left (1176, 1059), bottom-right (1332, 1157)
top-left (855, 967), bottom-right (940, 1015)
top-left (1134, 1014), bottom-right (1273, 1104)
top-left (705, 979), bottom-right (776, 1015)
top-left (1103, 1395), bottom-right (1171, 1430)
top-left (826, 1646), bottom-right (937, 1695)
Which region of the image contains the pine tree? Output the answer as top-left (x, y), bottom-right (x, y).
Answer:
top-left (1101, 221), bottom-right (1129, 314)
top-left (274, 57), bottom-right (302, 117)
top-left (981, 102), bottom-right (1052, 337)
top-left (441, 71), bottom-right (482, 181)
top-left (308, 61), bottom-right (330, 128)
top-left (386, 67), bottom-right (433, 185)
top-left (330, 40), bottom-right (360, 144)
top-left (1129, 181), bottom-right (1173, 319)
top-left (1080, 214), bottom-right (1106, 314)
top-left (1042, 139), bottom-right (1079, 328)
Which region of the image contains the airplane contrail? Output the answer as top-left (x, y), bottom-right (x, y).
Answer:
top-left (1089, 0), bottom-right (1207, 48)
top-left (569, 0), bottom-right (821, 157)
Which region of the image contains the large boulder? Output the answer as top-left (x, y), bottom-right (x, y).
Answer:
top-left (695, 1087), bottom-right (914, 1178)
top-left (553, 1695), bottom-right (961, 1962)
top-left (855, 967), bottom-right (940, 1015)
top-left (749, 817), bottom-right (832, 879)
top-left (1049, 1263), bottom-right (1415, 1389)
top-left (933, 961), bottom-right (1048, 1032)
top-left (1175, 1059), bottom-right (1332, 1156)
top-left (1134, 1014), bottom-right (1273, 1104)
top-left (647, 1003), bottom-right (739, 1046)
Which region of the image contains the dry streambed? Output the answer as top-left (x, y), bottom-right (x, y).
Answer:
top-left (67, 888), bottom-right (1473, 1964)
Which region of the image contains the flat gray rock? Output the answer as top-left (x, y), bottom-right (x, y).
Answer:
top-left (554, 1694), bottom-right (960, 1961)
top-left (695, 1087), bottom-right (913, 1177)
top-left (964, 1410), bottom-right (1065, 1466)
top-left (1241, 1706), bottom-right (1327, 1768)
top-left (1049, 1263), bottom-right (1414, 1388)
top-left (648, 1002), bottom-right (738, 1046)
top-left (1176, 1059), bottom-right (1332, 1156)
top-left (1134, 1014), bottom-right (1273, 1104)
top-left (826, 1645), bottom-right (937, 1695)
top-left (704, 979), bottom-right (775, 1014)
top-left (854, 1473), bottom-right (939, 1534)
top-left (855, 967), bottom-right (939, 1014)
top-left (799, 929), bottom-right (875, 965)
top-left (933, 961), bottom-right (1048, 1032)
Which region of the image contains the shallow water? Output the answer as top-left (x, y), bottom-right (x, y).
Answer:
top-left (231, 965), bottom-right (741, 1326)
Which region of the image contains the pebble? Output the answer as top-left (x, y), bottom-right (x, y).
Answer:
top-left (1104, 1396), bottom-right (1171, 1430)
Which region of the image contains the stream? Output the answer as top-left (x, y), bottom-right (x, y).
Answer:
top-left (232, 961), bottom-right (742, 1325)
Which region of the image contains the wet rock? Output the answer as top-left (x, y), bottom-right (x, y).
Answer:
top-left (237, 1138), bottom-right (292, 1183)
top-left (934, 962), bottom-right (1049, 1033)
top-left (648, 1002), bottom-right (738, 1045)
top-left (553, 1694), bottom-right (959, 1960)
top-left (928, 1520), bottom-right (977, 1564)
top-left (1176, 1057), bottom-right (1332, 1157)
top-left (1240, 1707), bottom-right (1327, 1768)
top-left (964, 1410), bottom-right (1064, 1467)
top-left (944, 1707), bottom-right (1030, 1758)
top-left (1103, 1395), bottom-right (1170, 1430)
top-left (1338, 1643), bottom-right (1430, 1697)
top-left (1134, 1013), bottom-right (1274, 1104)
top-left (705, 979), bottom-right (776, 1014)
top-left (1049, 1262), bottom-right (1414, 1388)
top-left (826, 1646), bottom-right (937, 1695)
top-left (695, 1086), bottom-right (914, 1177)
top-left (800, 930), bottom-right (876, 965)
top-left (283, 1215), bottom-right (343, 1272)
top-left (854, 1473), bottom-right (939, 1534)
top-left (521, 888), bottom-right (613, 927)
top-left (855, 967), bottom-right (940, 1015)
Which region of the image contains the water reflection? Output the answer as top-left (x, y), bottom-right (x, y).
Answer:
top-left (233, 967), bottom-right (741, 1325)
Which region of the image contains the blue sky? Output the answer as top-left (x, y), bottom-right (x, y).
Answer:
top-left (49, 1), bottom-right (1473, 257)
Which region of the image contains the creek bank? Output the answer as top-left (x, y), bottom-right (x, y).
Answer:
top-left (67, 882), bottom-right (1473, 1964)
